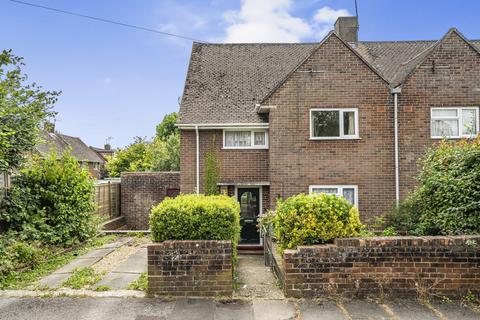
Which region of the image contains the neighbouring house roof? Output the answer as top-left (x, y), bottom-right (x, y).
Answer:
top-left (36, 132), bottom-right (105, 164)
top-left (178, 32), bottom-right (480, 125)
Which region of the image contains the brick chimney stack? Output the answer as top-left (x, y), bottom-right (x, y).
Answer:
top-left (334, 16), bottom-right (359, 47)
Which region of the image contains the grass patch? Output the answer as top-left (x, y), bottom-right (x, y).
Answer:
top-left (128, 272), bottom-right (147, 291)
top-left (62, 267), bottom-right (104, 289)
top-left (94, 285), bottom-right (111, 292)
top-left (0, 235), bottom-right (116, 290)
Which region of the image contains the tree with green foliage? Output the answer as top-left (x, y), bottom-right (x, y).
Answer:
top-left (106, 112), bottom-right (180, 177)
top-left (155, 112), bottom-right (178, 141)
top-left (390, 137), bottom-right (480, 236)
top-left (0, 150), bottom-right (97, 246)
top-left (105, 137), bottom-right (150, 177)
top-left (203, 135), bottom-right (220, 195)
top-left (0, 50), bottom-right (58, 173)
top-left (146, 134), bottom-right (180, 172)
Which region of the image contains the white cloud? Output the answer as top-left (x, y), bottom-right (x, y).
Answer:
top-left (223, 1), bottom-right (351, 43)
top-left (313, 6), bottom-right (351, 38)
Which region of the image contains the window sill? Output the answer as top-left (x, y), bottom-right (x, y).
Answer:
top-left (309, 137), bottom-right (361, 141)
top-left (431, 135), bottom-right (478, 140)
top-left (222, 147), bottom-right (269, 150)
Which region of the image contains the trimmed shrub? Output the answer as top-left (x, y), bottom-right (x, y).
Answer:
top-left (150, 194), bottom-right (240, 243)
top-left (390, 137), bottom-right (480, 235)
top-left (0, 150), bottom-right (97, 246)
top-left (274, 193), bottom-right (364, 251)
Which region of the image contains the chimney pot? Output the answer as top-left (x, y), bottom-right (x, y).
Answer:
top-left (334, 16), bottom-right (359, 46)
top-left (104, 144), bottom-right (111, 150)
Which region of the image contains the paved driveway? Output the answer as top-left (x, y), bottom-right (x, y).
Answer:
top-left (0, 297), bottom-right (478, 320)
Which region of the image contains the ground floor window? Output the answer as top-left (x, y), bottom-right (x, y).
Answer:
top-left (309, 185), bottom-right (358, 207)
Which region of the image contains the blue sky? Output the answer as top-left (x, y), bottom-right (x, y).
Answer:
top-left (1, 0), bottom-right (479, 148)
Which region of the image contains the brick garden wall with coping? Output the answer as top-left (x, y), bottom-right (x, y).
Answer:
top-left (147, 240), bottom-right (233, 297)
top-left (280, 236), bottom-right (480, 298)
top-left (121, 172), bottom-right (180, 230)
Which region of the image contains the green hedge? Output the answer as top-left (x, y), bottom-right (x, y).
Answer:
top-left (390, 137), bottom-right (480, 235)
top-left (274, 193), bottom-right (364, 251)
top-left (150, 194), bottom-right (240, 244)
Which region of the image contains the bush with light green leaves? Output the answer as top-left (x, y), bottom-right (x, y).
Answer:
top-left (274, 193), bottom-right (364, 252)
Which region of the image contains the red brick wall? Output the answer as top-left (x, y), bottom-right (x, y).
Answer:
top-left (398, 32), bottom-right (480, 198)
top-left (121, 172), bottom-right (180, 229)
top-left (180, 130), bottom-right (268, 194)
top-left (147, 240), bottom-right (232, 297)
top-left (282, 235), bottom-right (480, 298)
top-left (264, 34), bottom-right (394, 222)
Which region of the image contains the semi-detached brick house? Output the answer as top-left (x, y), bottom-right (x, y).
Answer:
top-left (177, 17), bottom-right (480, 246)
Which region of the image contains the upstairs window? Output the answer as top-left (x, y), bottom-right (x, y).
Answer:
top-left (310, 108), bottom-right (359, 139)
top-left (223, 130), bottom-right (268, 149)
top-left (309, 185), bottom-right (358, 207)
top-left (431, 107), bottom-right (479, 138)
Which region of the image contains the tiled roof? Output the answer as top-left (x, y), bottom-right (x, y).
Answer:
top-left (178, 38), bottom-right (480, 125)
top-left (36, 132), bottom-right (105, 164)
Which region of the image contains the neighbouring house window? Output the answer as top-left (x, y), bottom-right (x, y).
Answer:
top-left (309, 185), bottom-right (358, 207)
top-left (310, 108), bottom-right (358, 139)
top-left (94, 163), bottom-right (100, 170)
top-left (223, 130), bottom-right (268, 149)
top-left (431, 107), bottom-right (479, 138)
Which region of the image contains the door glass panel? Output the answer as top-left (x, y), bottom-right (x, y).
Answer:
top-left (240, 191), bottom-right (257, 219)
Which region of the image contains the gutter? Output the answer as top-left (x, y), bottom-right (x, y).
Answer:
top-left (391, 87), bottom-right (402, 208)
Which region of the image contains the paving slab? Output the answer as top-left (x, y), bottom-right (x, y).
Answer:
top-left (80, 248), bottom-right (116, 259)
top-left (113, 248), bottom-right (147, 273)
top-left (300, 301), bottom-right (347, 320)
top-left (252, 300), bottom-right (295, 320)
top-left (52, 257), bottom-right (101, 274)
top-left (96, 273), bottom-right (141, 290)
top-left (37, 273), bottom-right (72, 289)
top-left (386, 300), bottom-right (440, 320)
top-left (236, 255), bottom-right (283, 299)
top-left (214, 301), bottom-right (253, 320)
top-left (169, 298), bottom-right (215, 320)
top-left (431, 301), bottom-right (480, 320)
top-left (100, 237), bottom-right (132, 249)
top-left (342, 299), bottom-right (390, 320)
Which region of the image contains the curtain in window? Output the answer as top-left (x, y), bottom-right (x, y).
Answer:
top-left (432, 119), bottom-right (459, 137)
top-left (254, 132), bottom-right (265, 146)
top-left (342, 188), bottom-right (355, 205)
top-left (312, 188), bottom-right (338, 194)
top-left (343, 111), bottom-right (355, 135)
top-left (462, 109), bottom-right (477, 135)
top-left (225, 131), bottom-right (251, 147)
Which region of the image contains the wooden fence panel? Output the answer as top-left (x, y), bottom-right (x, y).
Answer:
top-left (94, 181), bottom-right (121, 218)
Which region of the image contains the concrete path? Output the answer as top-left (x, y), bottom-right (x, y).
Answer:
top-left (38, 238), bottom-right (132, 289)
top-left (0, 297), bottom-right (478, 320)
top-left (236, 255), bottom-right (283, 299)
top-left (96, 247), bottom-right (147, 290)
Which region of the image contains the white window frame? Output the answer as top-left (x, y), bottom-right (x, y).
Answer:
top-left (223, 129), bottom-right (269, 149)
top-left (431, 107), bottom-right (479, 139)
top-left (310, 108), bottom-right (359, 140)
top-left (309, 185), bottom-right (358, 207)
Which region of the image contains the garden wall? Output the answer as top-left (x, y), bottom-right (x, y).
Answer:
top-left (121, 172), bottom-right (180, 229)
top-left (147, 240), bottom-right (232, 297)
top-left (281, 236), bottom-right (480, 298)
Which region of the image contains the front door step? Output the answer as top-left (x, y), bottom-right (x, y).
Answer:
top-left (238, 245), bottom-right (264, 255)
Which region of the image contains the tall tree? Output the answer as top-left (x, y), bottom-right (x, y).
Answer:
top-left (0, 50), bottom-right (58, 173)
top-left (155, 112), bottom-right (178, 141)
top-left (105, 137), bottom-right (150, 177)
